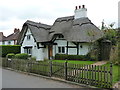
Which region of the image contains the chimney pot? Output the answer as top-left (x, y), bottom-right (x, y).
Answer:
top-left (74, 5), bottom-right (87, 19)
top-left (82, 5), bottom-right (85, 8)
top-left (14, 28), bottom-right (20, 33)
top-left (75, 6), bottom-right (77, 10)
top-left (79, 6), bottom-right (81, 9)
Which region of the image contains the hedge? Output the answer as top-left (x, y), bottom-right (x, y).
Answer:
top-left (0, 45), bottom-right (21, 57)
top-left (15, 53), bottom-right (29, 59)
top-left (55, 54), bottom-right (96, 61)
top-left (6, 53), bottom-right (15, 58)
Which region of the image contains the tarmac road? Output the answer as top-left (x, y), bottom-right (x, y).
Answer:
top-left (2, 69), bottom-right (84, 88)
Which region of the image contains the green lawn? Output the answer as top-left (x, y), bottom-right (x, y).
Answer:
top-left (52, 60), bottom-right (96, 64)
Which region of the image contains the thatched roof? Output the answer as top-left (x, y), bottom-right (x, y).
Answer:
top-left (49, 16), bottom-right (104, 42)
top-left (17, 20), bottom-right (51, 45)
top-left (18, 16), bottom-right (104, 44)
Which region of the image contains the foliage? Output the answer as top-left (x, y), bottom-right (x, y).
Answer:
top-left (101, 21), bottom-right (117, 45)
top-left (30, 57), bottom-right (36, 61)
top-left (0, 45), bottom-right (21, 57)
top-left (110, 42), bottom-right (120, 65)
top-left (55, 54), bottom-right (68, 60)
top-left (103, 29), bottom-right (117, 45)
top-left (15, 53), bottom-right (29, 59)
top-left (55, 54), bottom-right (97, 61)
top-left (6, 53), bottom-right (15, 58)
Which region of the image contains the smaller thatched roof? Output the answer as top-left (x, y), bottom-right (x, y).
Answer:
top-left (17, 20), bottom-right (51, 45)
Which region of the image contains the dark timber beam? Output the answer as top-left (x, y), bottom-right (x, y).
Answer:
top-left (77, 43), bottom-right (79, 55)
top-left (66, 41), bottom-right (68, 55)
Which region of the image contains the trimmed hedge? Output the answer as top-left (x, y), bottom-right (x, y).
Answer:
top-left (0, 45), bottom-right (21, 57)
top-left (6, 53), bottom-right (15, 58)
top-left (55, 54), bottom-right (96, 61)
top-left (15, 53), bottom-right (29, 59)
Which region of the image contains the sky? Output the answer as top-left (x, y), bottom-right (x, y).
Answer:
top-left (0, 0), bottom-right (119, 36)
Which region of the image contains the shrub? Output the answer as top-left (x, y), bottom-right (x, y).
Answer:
top-left (0, 45), bottom-right (21, 57)
top-left (6, 53), bottom-right (15, 58)
top-left (55, 54), bottom-right (68, 60)
top-left (55, 54), bottom-right (92, 61)
top-left (15, 53), bottom-right (29, 59)
top-left (31, 57), bottom-right (36, 61)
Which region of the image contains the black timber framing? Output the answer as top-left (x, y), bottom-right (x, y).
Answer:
top-left (66, 42), bottom-right (79, 55)
top-left (77, 43), bottom-right (79, 55)
top-left (66, 41), bottom-right (68, 55)
top-left (67, 46), bottom-right (77, 48)
top-left (37, 42), bottom-right (46, 49)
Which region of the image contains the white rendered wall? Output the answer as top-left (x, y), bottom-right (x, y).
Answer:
top-left (0, 42), bottom-right (2, 45)
top-left (21, 28), bottom-right (46, 61)
top-left (79, 43), bottom-right (90, 55)
top-left (68, 42), bottom-right (77, 55)
top-left (53, 39), bottom-right (91, 56)
top-left (43, 46), bottom-right (48, 60)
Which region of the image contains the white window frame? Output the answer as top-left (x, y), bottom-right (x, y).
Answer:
top-left (27, 35), bottom-right (31, 40)
top-left (58, 46), bottom-right (65, 54)
top-left (24, 48), bottom-right (32, 55)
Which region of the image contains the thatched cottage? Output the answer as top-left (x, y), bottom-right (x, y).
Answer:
top-left (18, 5), bottom-right (104, 60)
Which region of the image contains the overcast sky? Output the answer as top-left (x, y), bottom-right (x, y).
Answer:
top-left (0, 0), bottom-right (119, 36)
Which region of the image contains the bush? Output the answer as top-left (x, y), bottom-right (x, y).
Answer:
top-left (55, 54), bottom-right (93, 61)
top-left (6, 53), bottom-right (15, 58)
top-left (15, 53), bottom-right (29, 59)
top-left (0, 45), bottom-right (21, 57)
top-left (31, 57), bottom-right (36, 61)
top-left (55, 54), bottom-right (68, 60)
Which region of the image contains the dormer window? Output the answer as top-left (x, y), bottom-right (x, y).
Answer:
top-left (27, 35), bottom-right (31, 40)
top-left (58, 34), bottom-right (64, 39)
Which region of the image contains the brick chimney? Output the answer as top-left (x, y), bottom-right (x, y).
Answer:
top-left (14, 28), bottom-right (20, 33)
top-left (74, 5), bottom-right (87, 19)
top-left (0, 32), bottom-right (3, 36)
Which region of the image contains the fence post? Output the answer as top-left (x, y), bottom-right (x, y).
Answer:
top-left (27, 61), bottom-right (31, 74)
top-left (110, 62), bottom-right (113, 88)
top-left (50, 60), bottom-right (52, 77)
top-left (65, 61), bottom-right (68, 80)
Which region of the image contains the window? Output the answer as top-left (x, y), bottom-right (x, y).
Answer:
top-left (58, 47), bottom-right (61, 53)
top-left (24, 48), bottom-right (32, 55)
top-left (2, 41), bottom-right (5, 45)
top-left (58, 35), bottom-right (64, 39)
top-left (58, 47), bottom-right (65, 53)
top-left (27, 35), bottom-right (31, 40)
top-left (80, 45), bottom-right (83, 48)
top-left (8, 41), bottom-right (11, 45)
top-left (62, 47), bottom-right (65, 53)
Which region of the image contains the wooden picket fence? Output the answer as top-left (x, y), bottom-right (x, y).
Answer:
top-left (2, 58), bottom-right (113, 89)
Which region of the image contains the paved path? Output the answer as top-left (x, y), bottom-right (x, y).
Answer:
top-left (113, 81), bottom-right (120, 89)
top-left (91, 61), bottom-right (107, 66)
top-left (2, 69), bottom-right (84, 88)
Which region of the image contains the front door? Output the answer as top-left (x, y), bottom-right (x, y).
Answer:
top-left (49, 45), bottom-right (53, 59)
